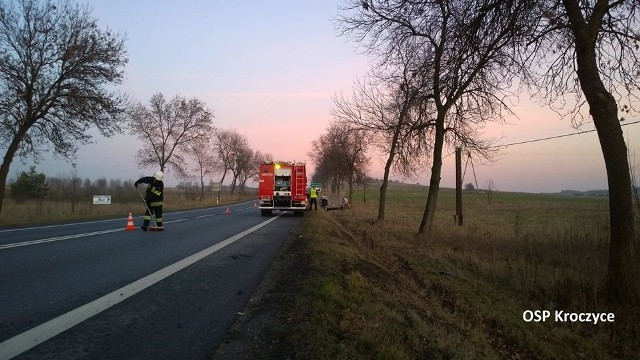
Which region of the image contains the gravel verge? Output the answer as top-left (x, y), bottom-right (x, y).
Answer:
top-left (212, 224), bottom-right (309, 359)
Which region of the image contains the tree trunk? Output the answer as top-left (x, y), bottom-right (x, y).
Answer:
top-left (0, 130), bottom-right (27, 215)
top-left (379, 144), bottom-right (397, 222)
top-left (568, 4), bottom-right (638, 304)
top-left (218, 169), bottom-right (228, 196)
top-left (240, 178), bottom-right (247, 194)
top-left (348, 175), bottom-right (353, 203)
top-left (378, 121), bottom-right (403, 222)
top-left (0, 161), bottom-right (11, 215)
top-left (230, 175), bottom-right (238, 194)
top-left (363, 178), bottom-right (366, 203)
top-left (219, 170), bottom-right (227, 186)
top-left (200, 176), bottom-right (204, 201)
top-left (418, 119), bottom-right (446, 234)
top-left (378, 177), bottom-right (389, 222)
top-left (582, 87), bottom-right (637, 304)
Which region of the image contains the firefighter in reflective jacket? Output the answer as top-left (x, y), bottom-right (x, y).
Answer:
top-left (308, 187), bottom-right (318, 211)
top-left (135, 171), bottom-right (164, 231)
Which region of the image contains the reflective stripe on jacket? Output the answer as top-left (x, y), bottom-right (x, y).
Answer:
top-left (135, 176), bottom-right (164, 203)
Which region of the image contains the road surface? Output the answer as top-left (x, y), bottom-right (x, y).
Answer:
top-left (0, 201), bottom-right (301, 359)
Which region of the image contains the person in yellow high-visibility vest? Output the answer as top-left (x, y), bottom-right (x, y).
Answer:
top-left (309, 187), bottom-right (318, 211)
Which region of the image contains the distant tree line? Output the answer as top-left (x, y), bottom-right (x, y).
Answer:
top-left (308, 123), bottom-right (370, 202)
top-left (7, 164), bottom-right (260, 212)
top-left (7, 165), bottom-right (132, 213)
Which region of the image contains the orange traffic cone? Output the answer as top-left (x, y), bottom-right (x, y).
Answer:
top-left (225, 207), bottom-right (231, 214)
top-left (125, 212), bottom-right (136, 231)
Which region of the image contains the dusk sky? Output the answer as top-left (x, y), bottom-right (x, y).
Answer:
top-left (11, 0), bottom-right (640, 193)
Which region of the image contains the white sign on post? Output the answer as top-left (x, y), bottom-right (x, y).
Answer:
top-left (92, 195), bottom-right (112, 205)
top-left (210, 182), bottom-right (222, 192)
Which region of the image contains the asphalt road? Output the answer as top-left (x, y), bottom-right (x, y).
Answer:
top-left (0, 201), bottom-right (302, 359)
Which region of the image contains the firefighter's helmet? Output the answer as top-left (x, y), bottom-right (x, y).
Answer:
top-left (154, 171), bottom-right (164, 181)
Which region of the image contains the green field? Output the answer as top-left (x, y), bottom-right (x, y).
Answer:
top-left (291, 184), bottom-right (639, 359)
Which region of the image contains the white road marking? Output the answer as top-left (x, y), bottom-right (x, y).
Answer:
top-left (0, 205), bottom-right (253, 250)
top-left (0, 222), bottom-right (192, 251)
top-left (164, 218), bottom-right (187, 224)
top-left (168, 200), bottom-right (253, 215)
top-left (0, 201), bottom-right (255, 234)
top-left (0, 218), bottom-right (125, 234)
top-left (195, 206), bottom-right (256, 218)
top-left (0, 213), bottom-right (283, 360)
top-left (0, 229), bottom-right (123, 250)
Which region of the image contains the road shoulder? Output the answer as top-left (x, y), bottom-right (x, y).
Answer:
top-left (212, 222), bottom-right (309, 359)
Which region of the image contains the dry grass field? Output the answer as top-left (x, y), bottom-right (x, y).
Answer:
top-left (290, 184), bottom-right (639, 359)
top-left (0, 188), bottom-right (254, 227)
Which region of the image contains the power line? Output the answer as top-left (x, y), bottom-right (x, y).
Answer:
top-left (443, 119), bottom-right (640, 159)
top-left (449, 120), bottom-right (639, 191)
top-left (461, 151), bottom-right (479, 189)
top-left (491, 119), bottom-right (640, 149)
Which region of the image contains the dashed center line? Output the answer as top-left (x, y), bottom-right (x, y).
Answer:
top-left (0, 229), bottom-right (123, 250)
top-left (0, 206), bottom-right (253, 251)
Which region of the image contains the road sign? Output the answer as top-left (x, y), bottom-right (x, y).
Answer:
top-left (92, 195), bottom-right (112, 205)
top-left (210, 181), bottom-right (222, 192)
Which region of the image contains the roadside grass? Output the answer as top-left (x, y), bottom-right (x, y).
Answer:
top-left (0, 189), bottom-right (254, 227)
top-left (293, 185), bottom-right (639, 359)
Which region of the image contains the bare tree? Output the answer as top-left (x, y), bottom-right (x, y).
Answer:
top-left (310, 123), bottom-right (370, 201)
top-left (67, 164), bottom-right (81, 213)
top-left (337, 0), bottom-right (532, 234)
top-left (333, 50), bottom-right (433, 220)
top-left (128, 93), bottom-right (215, 178)
top-left (341, 128), bottom-right (370, 202)
top-left (0, 0), bottom-right (129, 214)
top-left (525, 0), bottom-right (640, 304)
top-left (310, 126), bottom-right (346, 194)
top-left (630, 150), bottom-right (640, 223)
top-left (189, 136), bottom-right (216, 201)
top-left (211, 128), bottom-right (237, 190)
top-left (83, 178), bottom-right (92, 192)
top-left (218, 130), bottom-right (256, 195)
top-left (239, 150), bottom-right (271, 193)
top-left (486, 179), bottom-right (495, 204)
top-left (231, 144), bottom-right (252, 194)
top-left (209, 129), bottom-right (267, 196)
top-left (309, 156), bottom-right (340, 193)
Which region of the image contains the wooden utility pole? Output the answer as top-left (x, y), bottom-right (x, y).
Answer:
top-left (363, 177), bottom-right (366, 203)
top-left (455, 147), bottom-right (463, 226)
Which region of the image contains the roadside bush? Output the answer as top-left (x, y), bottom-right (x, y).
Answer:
top-left (10, 166), bottom-right (48, 202)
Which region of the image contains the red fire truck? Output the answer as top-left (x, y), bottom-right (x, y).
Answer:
top-left (258, 161), bottom-right (307, 216)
